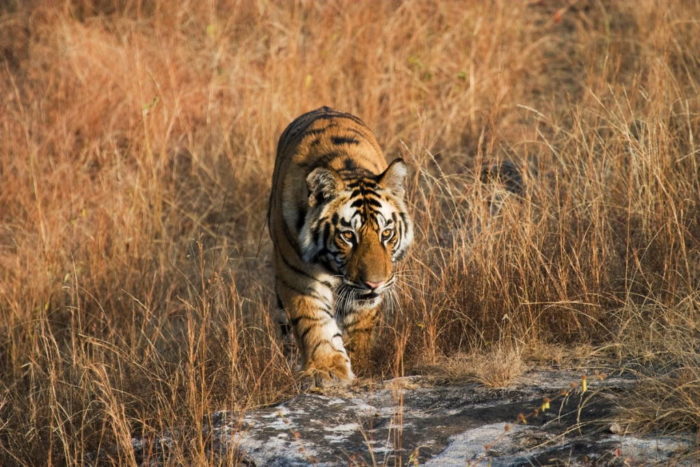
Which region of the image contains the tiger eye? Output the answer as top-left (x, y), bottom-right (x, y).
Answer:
top-left (381, 229), bottom-right (393, 240)
top-left (339, 231), bottom-right (355, 242)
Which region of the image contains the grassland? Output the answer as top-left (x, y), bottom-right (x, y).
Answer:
top-left (1, 0), bottom-right (698, 464)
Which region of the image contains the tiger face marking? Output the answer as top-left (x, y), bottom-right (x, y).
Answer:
top-left (299, 160), bottom-right (412, 309)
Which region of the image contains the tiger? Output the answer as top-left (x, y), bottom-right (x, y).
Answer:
top-left (267, 106), bottom-right (414, 384)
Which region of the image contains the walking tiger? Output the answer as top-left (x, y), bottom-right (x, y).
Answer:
top-left (267, 107), bottom-right (414, 383)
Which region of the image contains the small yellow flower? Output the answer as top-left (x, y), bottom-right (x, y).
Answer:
top-left (206, 23), bottom-right (219, 39)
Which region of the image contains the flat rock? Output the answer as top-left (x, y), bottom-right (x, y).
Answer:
top-left (200, 370), bottom-right (695, 466)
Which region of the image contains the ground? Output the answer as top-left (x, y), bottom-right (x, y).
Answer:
top-left (133, 369), bottom-right (695, 466)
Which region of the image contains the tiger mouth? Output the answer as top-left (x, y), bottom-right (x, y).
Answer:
top-left (359, 291), bottom-right (380, 299)
top-left (341, 282), bottom-right (384, 299)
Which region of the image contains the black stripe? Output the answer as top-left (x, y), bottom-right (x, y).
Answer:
top-left (301, 122), bottom-right (337, 139)
top-left (308, 151), bottom-right (344, 171)
top-left (291, 315), bottom-right (323, 326)
top-left (303, 127), bottom-right (328, 137)
top-left (310, 340), bottom-right (326, 357)
top-left (350, 199), bottom-right (363, 208)
top-left (279, 251), bottom-right (332, 288)
top-left (311, 223), bottom-right (320, 246)
top-left (277, 275), bottom-right (332, 310)
top-left (331, 136), bottom-right (360, 145)
top-left (300, 324), bottom-right (314, 342)
top-left (322, 222), bottom-right (331, 244)
top-left (296, 208), bottom-right (306, 232)
top-left (343, 158), bottom-right (357, 170)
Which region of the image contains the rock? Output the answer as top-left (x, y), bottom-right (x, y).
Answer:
top-left (202, 370), bottom-right (695, 466)
top-left (609, 422), bottom-right (624, 434)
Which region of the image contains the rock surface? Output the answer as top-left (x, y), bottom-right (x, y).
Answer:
top-left (199, 369), bottom-right (695, 466)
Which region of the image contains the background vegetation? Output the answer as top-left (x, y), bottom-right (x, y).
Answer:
top-left (1, 0), bottom-right (698, 464)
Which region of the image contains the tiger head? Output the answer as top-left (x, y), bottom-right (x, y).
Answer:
top-left (299, 159), bottom-right (413, 304)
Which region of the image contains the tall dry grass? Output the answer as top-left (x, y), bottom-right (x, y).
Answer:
top-left (1, 0), bottom-right (698, 464)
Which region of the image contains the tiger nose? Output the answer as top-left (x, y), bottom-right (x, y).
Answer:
top-left (364, 280), bottom-right (386, 290)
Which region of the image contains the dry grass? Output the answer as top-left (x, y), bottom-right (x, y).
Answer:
top-left (1, 0), bottom-right (698, 464)
top-left (612, 294), bottom-right (700, 434)
top-left (422, 346), bottom-right (529, 388)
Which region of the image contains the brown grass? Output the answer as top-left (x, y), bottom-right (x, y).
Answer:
top-left (1, 0), bottom-right (698, 464)
top-left (422, 346), bottom-right (528, 388)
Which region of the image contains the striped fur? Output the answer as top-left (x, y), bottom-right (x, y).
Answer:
top-left (268, 107), bottom-right (413, 382)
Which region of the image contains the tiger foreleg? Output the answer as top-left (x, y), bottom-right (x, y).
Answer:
top-left (342, 305), bottom-right (381, 377)
top-left (278, 288), bottom-right (355, 384)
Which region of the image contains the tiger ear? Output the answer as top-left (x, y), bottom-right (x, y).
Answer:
top-left (378, 158), bottom-right (409, 197)
top-left (306, 167), bottom-right (343, 206)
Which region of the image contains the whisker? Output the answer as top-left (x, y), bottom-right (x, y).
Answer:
top-left (396, 281), bottom-right (424, 294)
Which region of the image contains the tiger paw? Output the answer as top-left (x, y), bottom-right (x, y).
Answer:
top-left (302, 352), bottom-right (355, 388)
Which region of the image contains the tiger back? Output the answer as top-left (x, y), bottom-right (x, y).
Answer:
top-left (268, 107), bottom-right (413, 383)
